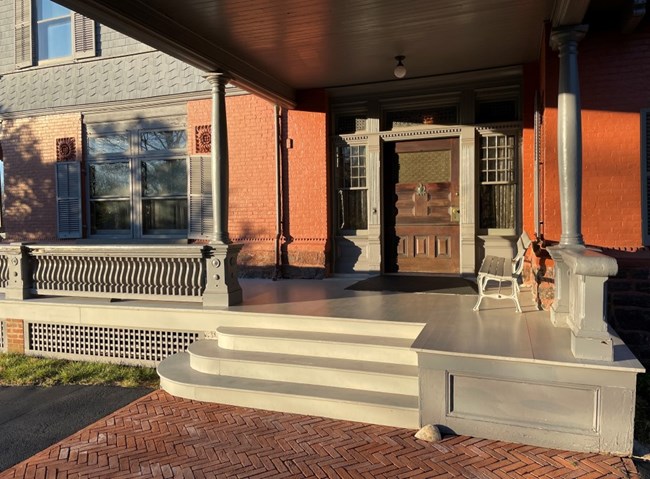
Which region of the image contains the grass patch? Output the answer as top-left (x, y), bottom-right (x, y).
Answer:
top-left (0, 353), bottom-right (159, 389)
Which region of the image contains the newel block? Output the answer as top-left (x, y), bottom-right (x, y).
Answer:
top-left (203, 243), bottom-right (243, 307)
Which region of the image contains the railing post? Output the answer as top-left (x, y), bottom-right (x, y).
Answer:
top-left (5, 243), bottom-right (31, 300)
top-left (203, 243), bottom-right (243, 308)
top-left (558, 248), bottom-right (617, 361)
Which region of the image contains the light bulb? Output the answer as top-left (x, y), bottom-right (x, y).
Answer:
top-left (394, 56), bottom-right (406, 79)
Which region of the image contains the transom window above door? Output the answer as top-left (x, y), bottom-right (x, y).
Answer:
top-left (87, 127), bottom-right (188, 238)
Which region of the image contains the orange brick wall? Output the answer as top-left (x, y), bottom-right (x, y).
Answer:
top-left (188, 95), bottom-right (278, 275)
top-left (2, 113), bottom-right (83, 241)
top-left (537, 23), bottom-right (650, 248)
top-left (187, 90), bottom-right (330, 276)
top-left (283, 90), bottom-right (329, 275)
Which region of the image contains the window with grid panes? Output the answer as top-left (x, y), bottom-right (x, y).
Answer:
top-left (87, 129), bottom-right (188, 237)
top-left (336, 145), bottom-right (367, 231)
top-left (479, 134), bottom-right (517, 230)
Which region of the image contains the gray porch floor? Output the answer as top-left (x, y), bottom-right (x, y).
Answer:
top-left (231, 278), bottom-right (642, 373)
top-left (1, 276), bottom-right (642, 372)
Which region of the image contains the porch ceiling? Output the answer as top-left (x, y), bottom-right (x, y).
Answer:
top-left (57, 0), bottom-right (582, 107)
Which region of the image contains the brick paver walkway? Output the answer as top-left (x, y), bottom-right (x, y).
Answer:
top-left (0, 390), bottom-right (640, 478)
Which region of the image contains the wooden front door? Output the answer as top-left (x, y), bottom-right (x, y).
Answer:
top-left (387, 138), bottom-right (460, 273)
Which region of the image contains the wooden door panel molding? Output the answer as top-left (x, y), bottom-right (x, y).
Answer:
top-left (391, 137), bottom-right (460, 274)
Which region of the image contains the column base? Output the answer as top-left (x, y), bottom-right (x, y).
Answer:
top-left (571, 331), bottom-right (614, 362)
top-left (203, 243), bottom-right (244, 308)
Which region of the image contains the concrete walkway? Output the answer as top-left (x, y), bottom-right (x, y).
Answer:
top-left (0, 390), bottom-right (640, 479)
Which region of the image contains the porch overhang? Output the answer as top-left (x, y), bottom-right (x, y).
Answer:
top-left (55, 0), bottom-right (572, 109)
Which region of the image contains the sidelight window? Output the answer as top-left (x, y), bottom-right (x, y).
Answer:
top-left (336, 145), bottom-right (367, 231)
top-left (479, 133), bottom-right (517, 230)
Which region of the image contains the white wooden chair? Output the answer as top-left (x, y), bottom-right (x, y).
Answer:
top-left (473, 232), bottom-right (532, 313)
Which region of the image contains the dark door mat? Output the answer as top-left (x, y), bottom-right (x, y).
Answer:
top-left (345, 275), bottom-right (478, 294)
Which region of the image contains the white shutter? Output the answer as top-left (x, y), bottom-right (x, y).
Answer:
top-left (72, 13), bottom-right (95, 59)
top-left (14, 0), bottom-right (32, 68)
top-left (56, 162), bottom-right (83, 239)
top-left (188, 155), bottom-right (213, 239)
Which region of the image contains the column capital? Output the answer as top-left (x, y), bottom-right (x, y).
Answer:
top-left (550, 24), bottom-right (588, 52)
top-left (202, 71), bottom-right (230, 87)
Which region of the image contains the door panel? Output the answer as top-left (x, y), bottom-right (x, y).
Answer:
top-left (391, 138), bottom-right (459, 273)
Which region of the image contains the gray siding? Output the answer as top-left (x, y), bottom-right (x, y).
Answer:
top-left (0, 0), bottom-right (208, 114)
top-left (0, 0), bottom-right (15, 74)
top-left (97, 24), bottom-right (152, 58)
top-left (0, 51), bottom-right (208, 114)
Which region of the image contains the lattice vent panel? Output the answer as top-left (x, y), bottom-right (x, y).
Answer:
top-left (27, 323), bottom-right (200, 365)
top-left (335, 115), bottom-right (367, 135)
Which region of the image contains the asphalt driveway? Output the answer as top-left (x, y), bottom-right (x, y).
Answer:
top-left (0, 385), bottom-right (152, 472)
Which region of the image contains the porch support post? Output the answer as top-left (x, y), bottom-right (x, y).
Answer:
top-left (202, 72), bottom-right (242, 307)
top-left (550, 25), bottom-right (587, 247)
top-left (548, 26), bottom-right (617, 361)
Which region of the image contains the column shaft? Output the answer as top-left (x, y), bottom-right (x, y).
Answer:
top-left (204, 72), bottom-right (230, 244)
top-left (550, 25), bottom-right (587, 247)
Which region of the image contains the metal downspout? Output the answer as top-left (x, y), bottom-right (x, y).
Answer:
top-left (273, 105), bottom-right (283, 279)
top-left (534, 91), bottom-right (542, 240)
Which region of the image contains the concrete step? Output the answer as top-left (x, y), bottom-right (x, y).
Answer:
top-left (216, 326), bottom-right (418, 366)
top-left (188, 340), bottom-right (419, 395)
top-left (158, 352), bottom-right (420, 429)
top-left (216, 310), bottom-right (426, 339)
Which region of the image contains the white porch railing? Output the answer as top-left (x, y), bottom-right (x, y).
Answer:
top-left (0, 243), bottom-right (223, 303)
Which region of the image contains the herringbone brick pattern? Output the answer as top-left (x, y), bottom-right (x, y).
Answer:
top-left (0, 390), bottom-right (640, 479)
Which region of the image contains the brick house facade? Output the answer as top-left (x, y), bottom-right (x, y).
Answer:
top-left (0, 1), bottom-right (649, 366)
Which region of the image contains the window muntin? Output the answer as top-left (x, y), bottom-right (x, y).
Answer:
top-left (141, 159), bottom-right (188, 234)
top-left (141, 130), bottom-right (187, 152)
top-left (35, 0), bottom-right (71, 61)
top-left (336, 145), bottom-right (368, 231)
top-left (87, 126), bottom-right (188, 238)
top-left (88, 135), bottom-right (129, 156)
top-left (479, 134), bottom-right (517, 230)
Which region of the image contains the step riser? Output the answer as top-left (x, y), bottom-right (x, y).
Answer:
top-left (160, 377), bottom-right (420, 429)
top-left (218, 334), bottom-right (418, 366)
top-left (218, 312), bottom-right (425, 339)
top-left (190, 355), bottom-right (419, 396)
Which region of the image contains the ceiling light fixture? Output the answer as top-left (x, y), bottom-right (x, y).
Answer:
top-left (394, 55), bottom-right (406, 79)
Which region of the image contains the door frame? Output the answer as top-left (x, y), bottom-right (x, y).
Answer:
top-left (383, 137), bottom-right (460, 274)
top-left (378, 127), bottom-right (476, 276)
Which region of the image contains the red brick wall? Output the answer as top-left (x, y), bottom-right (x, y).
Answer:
top-left (538, 22), bottom-right (650, 248)
top-left (2, 114), bottom-right (82, 241)
top-left (5, 319), bottom-right (25, 354)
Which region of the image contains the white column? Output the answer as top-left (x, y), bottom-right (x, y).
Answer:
top-left (550, 25), bottom-right (588, 247)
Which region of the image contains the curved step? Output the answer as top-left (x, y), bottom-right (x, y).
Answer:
top-left (158, 352), bottom-right (420, 429)
top-left (216, 327), bottom-right (418, 365)
top-left (188, 340), bottom-right (419, 395)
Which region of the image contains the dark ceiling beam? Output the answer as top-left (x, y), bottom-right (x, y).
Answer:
top-left (56, 0), bottom-right (297, 109)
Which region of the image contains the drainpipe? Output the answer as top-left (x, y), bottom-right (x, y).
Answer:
top-left (273, 105), bottom-right (283, 280)
top-left (533, 91), bottom-right (542, 240)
